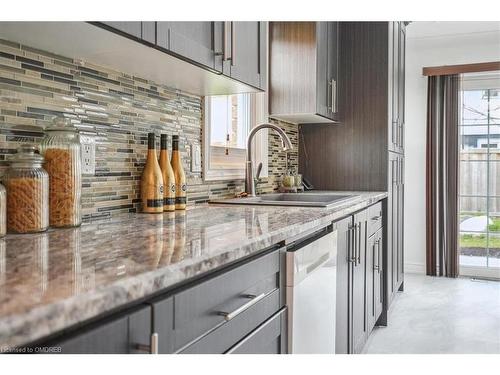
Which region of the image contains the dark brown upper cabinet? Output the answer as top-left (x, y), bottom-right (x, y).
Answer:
top-left (269, 22), bottom-right (339, 124)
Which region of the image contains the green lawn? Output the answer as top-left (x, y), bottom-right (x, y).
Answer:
top-left (460, 233), bottom-right (500, 248)
top-left (459, 214), bottom-right (500, 248)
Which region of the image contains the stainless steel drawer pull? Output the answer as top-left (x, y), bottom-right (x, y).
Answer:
top-left (371, 215), bottom-right (381, 221)
top-left (135, 332), bottom-right (159, 354)
top-left (218, 293), bottom-right (266, 321)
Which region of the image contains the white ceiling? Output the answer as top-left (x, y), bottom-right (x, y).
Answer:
top-left (407, 21), bottom-right (500, 39)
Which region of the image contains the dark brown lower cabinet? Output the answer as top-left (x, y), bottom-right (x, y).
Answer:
top-left (53, 305), bottom-right (152, 354)
top-left (335, 201), bottom-right (385, 354)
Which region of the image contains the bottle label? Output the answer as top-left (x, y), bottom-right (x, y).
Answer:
top-left (181, 183), bottom-right (187, 192)
top-left (170, 183), bottom-right (176, 193)
top-left (147, 199), bottom-right (164, 208)
top-left (175, 197), bottom-right (187, 205)
top-left (164, 197), bottom-right (176, 205)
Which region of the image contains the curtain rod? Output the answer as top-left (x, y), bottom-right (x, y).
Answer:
top-left (422, 61), bottom-right (500, 76)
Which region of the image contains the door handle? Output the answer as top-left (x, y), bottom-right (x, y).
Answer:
top-left (348, 224), bottom-right (356, 263)
top-left (135, 332), bottom-right (159, 354)
top-left (217, 293), bottom-right (266, 321)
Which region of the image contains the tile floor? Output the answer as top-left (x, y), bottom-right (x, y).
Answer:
top-left (363, 273), bottom-right (500, 354)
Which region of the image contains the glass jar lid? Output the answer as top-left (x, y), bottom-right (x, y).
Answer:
top-left (45, 116), bottom-right (79, 133)
top-left (10, 145), bottom-right (45, 166)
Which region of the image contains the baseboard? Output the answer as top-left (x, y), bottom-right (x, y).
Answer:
top-left (404, 262), bottom-right (425, 274)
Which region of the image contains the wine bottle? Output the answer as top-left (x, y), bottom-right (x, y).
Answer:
top-left (159, 134), bottom-right (176, 212)
top-left (141, 133), bottom-right (164, 214)
top-left (171, 135), bottom-right (187, 210)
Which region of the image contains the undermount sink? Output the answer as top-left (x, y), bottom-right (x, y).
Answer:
top-left (210, 193), bottom-right (359, 208)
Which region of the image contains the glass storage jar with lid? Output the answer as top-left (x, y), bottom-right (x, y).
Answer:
top-left (4, 145), bottom-right (49, 233)
top-left (0, 182), bottom-right (6, 237)
top-left (40, 117), bottom-right (82, 228)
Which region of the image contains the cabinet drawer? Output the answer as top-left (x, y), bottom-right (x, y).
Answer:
top-left (54, 305), bottom-right (151, 354)
top-left (180, 289), bottom-right (281, 354)
top-left (227, 307), bottom-right (287, 354)
top-left (173, 250), bottom-right (281, 351)
top-left (368, 202), bottom-right (383, 237)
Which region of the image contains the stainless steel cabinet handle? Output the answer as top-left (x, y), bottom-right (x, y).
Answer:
top-left (332, 79), bottom-right (337, 113)
top-left (378, 238), bottom-right (382, 274)
top-left (348, 224), bottom-right (356, 263)
top-left (135, 332), bottom-right (159, 354)
top-left (230, 21), bottom-right (235, 66)
top-left (373, 239), bottom-right (380, 271)
top-left (218, 293), bottom-right (266, 321)
top-left (223, 21), bottom-right (231, 61)
top-left (371, 215), bottom-right (381, 222)
top-left (357, 223), bottom-right (361, 265)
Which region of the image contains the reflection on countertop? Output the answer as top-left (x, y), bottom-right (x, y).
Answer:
top-left (0, 191), bottom-right (386, 349)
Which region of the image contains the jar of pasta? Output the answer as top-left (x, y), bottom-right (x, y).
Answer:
top-left (4, 145), bottom-right (49, 234)
top-left (0, 182), bottom-right (6, 237)
top-left (40, 117), bottom-right (82, 228)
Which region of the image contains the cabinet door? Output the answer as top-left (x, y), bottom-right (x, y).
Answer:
top-left (399, 24), bottom-right (406, 153)
top-left (389, 22), bottom-right (400, 153)
top-left (101, 22), bottom-right (142, 39)
top-left (374, 228), bottom-right (383, 322)
top-left (315, 22), bottom-right (339, 121)
top-left (351, 209), bottom-right (367, 354)
top-left (156, 22), bottom-right (222, 71)
top-left (327, 22), bottom-right (339, 120)
top-left (387, 152), bottom-right (399, 305)
top-left (226, 22), bottom-right (266, 89)
top-left (335, 215), bottom-right (353, 354)
top-left (54, 306), bottom-right (152, 354)
top-left (397, 155), bottom-right (405, 288)
top-left (315, 22), bottom-right (329, 119)
top-left (227, 308), bottom-right (287, 354)
top-left (366, 233), bottom-right (375, 333)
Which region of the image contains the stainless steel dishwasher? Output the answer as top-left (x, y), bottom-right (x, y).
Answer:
top-left (286, 225), bottom-right (337, 354)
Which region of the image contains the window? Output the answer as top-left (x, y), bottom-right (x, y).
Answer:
top-left (203, 93), bottom-right (268, 181)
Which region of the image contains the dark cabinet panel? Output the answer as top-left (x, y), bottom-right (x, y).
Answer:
top-left (156, 21), bottom-right (221, 71)
top-left (335, 215), bottom-right (353, 354)
top-left (181, 290), bottom-right (280, 354)
top-left (374, 228), bottom-right (384, 322)
top-left (142, 22), bottom-right (156, 44)
top-left (366, 233), bottom-right (375, 332)
top-left (269, 21), bottom-right (339, 124)
top-left (351, 209), bottom-right (368, 354)
top-left (225, 21), bottom-right (266, 89)
top-left (54, 306), bottom-right (152, 354)
top-left (227, 308), bottom-right (287, 354)
top-left (387, 151), bottom-right (404, 305)
top-left (151, 296), bottom-right (174, 354)
top-left (173, 250), bottom-right (280, 351)
top-left (101, 22), bottom-right (142, 39)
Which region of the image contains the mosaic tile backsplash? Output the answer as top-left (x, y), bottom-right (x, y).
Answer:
top-left (0, 38), bottom-right (298, 221)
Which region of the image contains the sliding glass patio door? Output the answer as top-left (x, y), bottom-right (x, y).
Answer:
top-left (459, 72), bottom-right (500, 278)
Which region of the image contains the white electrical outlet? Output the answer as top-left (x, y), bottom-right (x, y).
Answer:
top-left (191, 144), bottom-right (202, 172)
top-left (80, 134), bottom-right (96, 175)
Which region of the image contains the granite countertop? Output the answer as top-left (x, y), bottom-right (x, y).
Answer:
top-left (0, 191), bottom-right (386, 349)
